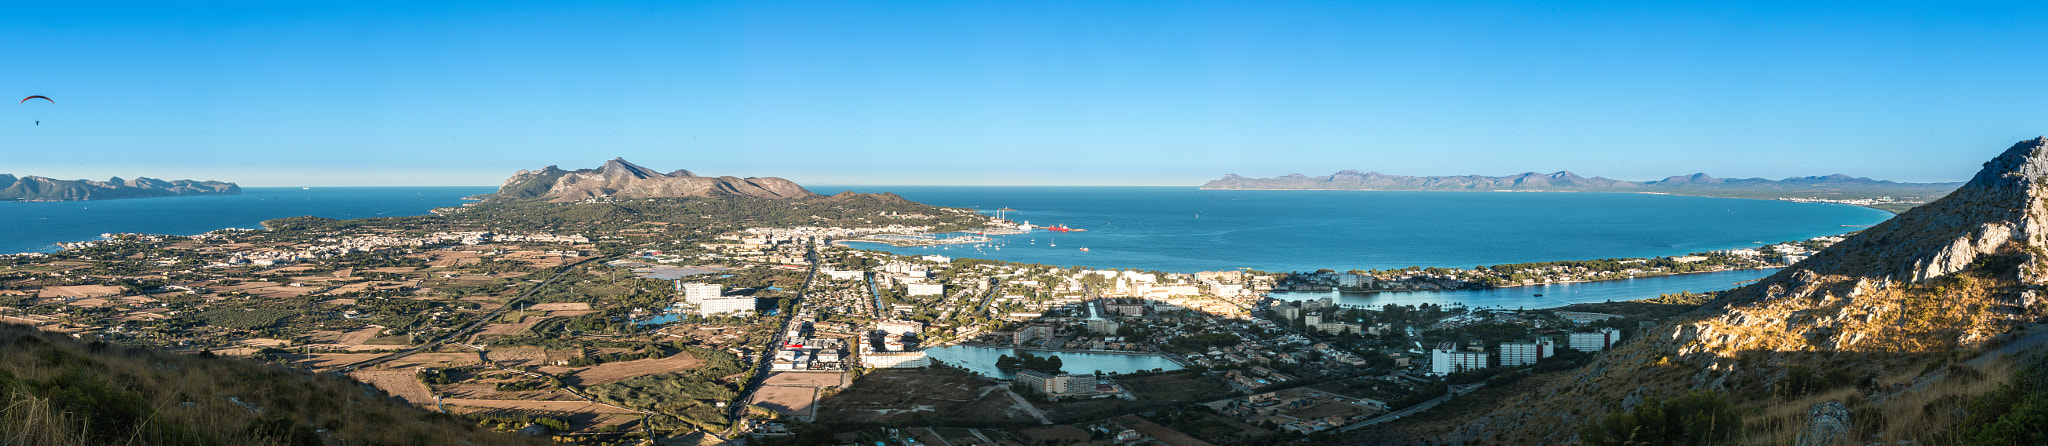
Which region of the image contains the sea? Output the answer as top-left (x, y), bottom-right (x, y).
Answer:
top-left (814, 186), bottom-right (1893, 273)
top-left (0, 186), bottom-right (497, 254)
top-left (2, 185), bottom-right (1894, 307)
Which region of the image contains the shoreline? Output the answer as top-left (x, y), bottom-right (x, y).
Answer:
top-left (1309, 265), bottom-right (1783, 295)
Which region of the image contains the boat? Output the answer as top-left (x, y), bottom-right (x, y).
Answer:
top-left (1042, 224), bottom-right (1086, 232)
top-left (1534, 294), bottom-right (1544, 297)
top-left (1079, 247), bottom-right (1089, 252)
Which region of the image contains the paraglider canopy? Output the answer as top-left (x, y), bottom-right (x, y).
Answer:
top-left (20, 95), bottom-right (52, 104)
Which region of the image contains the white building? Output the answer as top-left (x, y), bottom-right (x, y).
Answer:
top-left (1086, 319), bottom-right (1121, 335)
top-left (1338, 274), bottom-right (1375, 288)
top-left (1430, 342), bottom-right (1489, 375)
top-left (862, 351), bottom-right (930, 369)
top-left (876, 319), bottom-right (924, 336)
top-left (694, 297), bottom-right (757, 316)
top-left (681, 283), bottom-right (722, 302)
top-left (907, 283), bottom-right (945, 296)
top-left (823, 270), bottom-right (864, 281)
top-left (1569, 328), bottom-right (1622, 352)
top-left (1499, 340), bottom-right (1556, 367)
top-left (1313, 322), bottom-right (1362, 336)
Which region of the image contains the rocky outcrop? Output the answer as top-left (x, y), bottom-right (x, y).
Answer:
top-left (482, 158), bottom-right (819, 202)
top-left (1747, 137), bottom-right (2048, 288)
top-left (1795, 401), bottom-right (1851, 446)
top-left (0, 174), bottom-right (240, 201)
top-left (1447, 138), bottom-right (2048, 444)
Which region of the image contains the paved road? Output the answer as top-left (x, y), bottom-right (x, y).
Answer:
top-left (336, 255), bottom-right (609, 370)
top-left (1337, 383), bottom-right (1484, 432)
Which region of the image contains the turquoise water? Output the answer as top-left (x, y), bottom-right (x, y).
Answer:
top-left (0, 187), bottom-right (495, 254)
top-left (923, 345), bottom-right (1183, 379)
top-left (814, 186), bottom-right (1893, 273)
top-left (2, 185), bottom-right (1888, 307)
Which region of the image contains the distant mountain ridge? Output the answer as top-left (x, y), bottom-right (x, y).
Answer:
top-left (0, 174), bottom-right (239, 201)
top-left (480, 158), bottom-right (820, 202)
top-left (1202, 169), bottom-right (1958, 193)
top-left (1437, 138), bottom-right (2048, 444)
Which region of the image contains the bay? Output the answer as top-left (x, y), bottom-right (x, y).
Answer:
top-left (814, 186), bottom-right (1893, 274)
top-left (0, 187), bottom-right (495, 254)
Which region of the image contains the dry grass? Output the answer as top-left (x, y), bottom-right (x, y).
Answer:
top-left (0, 322), bottom-right (551, 446)
top-left (1740, 347), bottom-right (2036, 445)
top-left (569, 352), bottom-right (707, 385)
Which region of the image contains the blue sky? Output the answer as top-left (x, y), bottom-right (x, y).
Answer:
top-left (4, 1), bottom-right (2046, 186)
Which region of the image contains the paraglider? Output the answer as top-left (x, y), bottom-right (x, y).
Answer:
top-left (20, 95), bottom-right (51, 125)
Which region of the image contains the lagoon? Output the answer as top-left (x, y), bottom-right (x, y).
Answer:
top-left (1268, 268), bottom-right (1779, 310)
top-left (923, 345), bottom-right (1184, 380)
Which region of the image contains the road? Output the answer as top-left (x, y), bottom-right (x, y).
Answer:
top-left (725, 240), bottom-right (821, 434)
top-left (336, 255), bottom-right (609, 370)
top-left (1337, 383), bottom-right (1484, 432)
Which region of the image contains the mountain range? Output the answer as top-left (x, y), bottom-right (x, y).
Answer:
top-left (1202, 170), bottom-right (1962, 200)
top-left (1437, 138), bottom-right (2048, 444)
top-left (479, 158), bottom-right (819, 202)
top-left (0, 175), bottom-right (240, 201)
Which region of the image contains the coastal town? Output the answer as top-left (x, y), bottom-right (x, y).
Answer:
top-left (0, 191), bottom-right (1850, 445)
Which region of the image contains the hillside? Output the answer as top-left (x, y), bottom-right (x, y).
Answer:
top-left (479, 158), bottom-right (817, 202)
top-left (1434, 138), bottom-right (2048, 444)
top-left (0, 174), bottom-right (239, 201)
top-left (1201, 170), bottom-right (1960, 210)
top-left (0, 323), bottom-right (550, 446)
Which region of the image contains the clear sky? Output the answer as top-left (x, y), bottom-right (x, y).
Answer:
top-left (5, 1), bottom-right (2046, 186)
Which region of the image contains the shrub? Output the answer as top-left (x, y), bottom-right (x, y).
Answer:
top-left (1958, 354), bottom-right (2048, 445)
top-left (1581, 391), bottom-right (1742, 446)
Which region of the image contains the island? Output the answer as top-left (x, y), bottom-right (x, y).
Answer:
top-left (1201, 170), bottom-right (1961, 212)
top-left (0, 174), bottom-right (240, 201)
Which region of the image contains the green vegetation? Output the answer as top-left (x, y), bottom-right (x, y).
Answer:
top-left (995, 352), bottom-right (1064, 372)
top-left (448, 194), bottom-right (987, 245)
top-left (1581, 391), bottom-right (1743, 446)
top-left (1958, 353), bottom-right (2048, 445)
top-left (195, 307), bottom-right (297, 330)
top-left (585, 346), bottom-right (747, 431)
top-left (0, 322), bottom-right (547, 446)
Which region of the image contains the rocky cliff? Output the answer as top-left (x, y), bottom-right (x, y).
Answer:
top-left (482, 158), bottom-right (819, 202)
top-left (0, 174), bottom-right (240, 201)
top-left (1442, 138), bottom-right (2048, 444)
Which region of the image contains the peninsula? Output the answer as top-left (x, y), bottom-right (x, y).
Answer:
top-left (0, 174), bottom-right (240, 201)
top-left (1201, 170), bottom-right (1961, 212)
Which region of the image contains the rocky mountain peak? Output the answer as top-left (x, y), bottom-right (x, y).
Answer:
top-left (599, 158), bottom-right (665, 180)
top-left (1778, 137), bottom-right (2048, 285)
top-left (485, 159), bottom-right (818, 202)
top-left (1455, 137), bottom-right (2048, 443)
